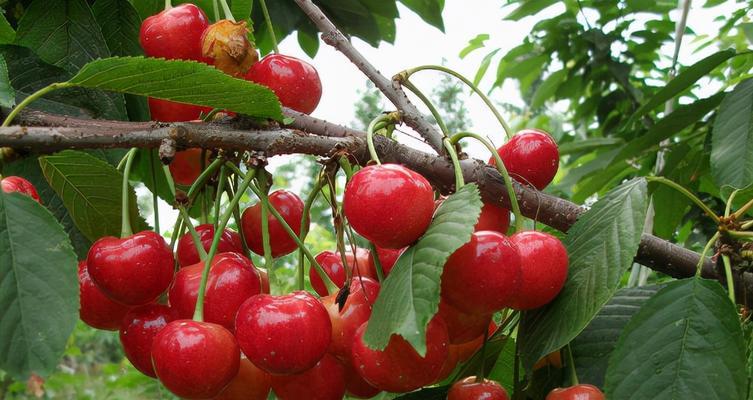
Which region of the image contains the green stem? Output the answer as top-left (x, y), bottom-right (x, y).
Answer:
top-left (401, 80), bottom-right (450, 138)
top-left (212, 0), bottom-right (219, 21)
top-left (162, 165), bottom-right (176, 198)
top-left (732, 197), bottom-right (753, 220)
top-left (217, 0), bottom-right (235, 21)
top-left (256, 172), bottom-right (275, 279)
top-left (186, 158), bottom-right (224, 202)
top-left (725, 189), bottom-right (740, 218)
top-left (722, 254), bottom-right (736, 304)
top-left (120, 148), bottom-right (138, 238)
top-left (193, 169), bottom-right (256, 321)
top-left (450, 131), bottom-right (524, 232)
top-left (442, 138), bottom-right (464, 189)
top-left (258, 0), bottom-right (279, 53)
top-left (404, 65), bottom-right (513, 139)
top-left (566, 344), bottom-right (579, 386)
top-left (476, 330), bottom-right (490, 381)
top-left (3, 82), bottom-right (72, 127)
top-left (178, 206), bottom-right (207, 261)
top-left (214, 166), bottom-right (227, 223)
top-left (224, 174), bottom-right (252, 258)
top-left (366, 114), bottom-right (394, 165)
top-left (149, 149), bottom-right (160, 233)
top-left (200, 150), bottom-right (209, 225)
top-left (299, 175), bottom-right (325, 290)
top-left (742, 220), bottom-right (753, 230)
top-left (646, 176), bottom-right (720, 225)
top-left (169, 217), bottom-right (184, 251)
top-left (164, 0), bottom-right (171, 11)
top-left (368, 242), bottom-right (385, 283)
top-left (696, 232), bottom-right (719, 276)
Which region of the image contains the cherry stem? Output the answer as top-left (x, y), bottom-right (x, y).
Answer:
top-left (442, 138), bottom-right (464, 190)
top-left (148, 149), bottom-right (160, 233)
top-left (169, 217), bottom-right (184, 251)
top-left (213, 166), bottom-right (227, 223)
top-left (450, 131), bottom-right (524, 232)
top-left (401, 80), bottom-right (449, 138)
top-left (255, 170), bottom-right (275, 280)
top-left (193, 168), bottom-right (256, 321)
top-left (646, 176), bottom-right (720, 225)
top-left (164, 0), bottom-right (172, 11)
top-left (212, 0), bottom-right (220, 21)
top-left (162, 164), bottom-right (176, 198)
top-left (224, 174), bottom-right (252, 259)
top-left (186, 157), bottom-right (223, 202)
top-left (366, 114), bottom-right (396, 165)
top-left (120, 148), bottom-right (138, 238)
top-left (566, 344), bottom-right (579, 386)
top-left (367, 242), bottom-right (385, 282)
top-left (258, 0), bottom-right (279, 54)
top-left (217, 0), bottom-right (235, 22)
top-left (403, 65), bottom-right (513, 140)
top-left (476, 329), bottom-right (490, 382)
top-left (178, 205), bottom-right (208, 261)
top-left (722, 254), bottom-right (736, 303)
top-left (732, 196), bottom-right (753, 220)
top-left (696, 232), bottom-right (719, 276)
top-left (725, 189), bottom-right (740, 218)
top-left (298, 173), bottom-right (325, 291)
top-left (2, 82), bottom-right (71, 127)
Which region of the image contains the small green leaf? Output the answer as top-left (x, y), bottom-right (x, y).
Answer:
top-left (473, 48), bottom-right (500, 86)
top-left (363, 184), bottom-right (482, 355)
top-left (0, 192), bottom-right (78, 380)
top-left (740, 23), bottom-right (753, 45)
top-left (398, 0), bottom-right (445, 31)
top-left (0, 12), bottom-right (16, 44)
top-left (711, 78), bottom-right (753, 189)
top-left (67, 57), bottom-right (283, 120)
top-left (605, 278), bottom-right (747, 400)
top-left (531, 69), bottom-right (567, 108)
top-left (0, 55), bottom-right (15, 108)
top-left (297, 28), bottom-right (320, 59)
top-left (504, 0), bottom-right (559, 21)
top-left (519, 178), bottom-right (648, 371)
top-left (459, 33), bottom-right (489, 59)
top-left (558, 138), bottom-right (623, 156)
top-left (92, 0), bottom-right (144, 57)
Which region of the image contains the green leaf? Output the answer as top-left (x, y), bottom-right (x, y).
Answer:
top-left (297, 27), bottom-right (320, 59)
top-left (531, 69), bottom-right (567, 108)
top-left (398, 0), bottom-right (445, 31)
top-left (67, 57), bottom-right (284, 120)
top-left (711, 78), bottom-right (753, 189)
top-left (363, 184), bottom-right (482, 355)
top-left (92, 0), bottom-right (144, 56)
top-left (230, 0), bottom-right (253, 21)
top-left (0, 192), bottom-right (78, 380)
top-left (519, 178), bottom-right (648, 371)
top-left (0, 12), bottom-right (16, 44)
top-left (459, 33), bottom-right (489, 59)
top-left (605, 278), bottom-right (747, 400)
top-left (740, 23), bottom-right (753, 45)
top-left (558, 138), bottom-right (623, 156)
top-left (130, 0), bottom-right (162, 21)
top-left (0, 55), bottom-right (15, 108)
top-left (39, 150), bottom-right (148, 242)
top-left (473, 48), bottom-right (499, 86)
top-left (504, 0), bottom-right (559, 21)
top-left (488, 338), bottom-right (517, 393)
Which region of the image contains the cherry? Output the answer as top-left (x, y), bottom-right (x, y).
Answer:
top-left (440, 230), bottom-right (521, 314)
top-left (87, 231), bottom-right (174, 306)
top-left (508, 231), bottom-right (568, 310)
top-left (321, 277), bottom-right (380, 361)
top-left (438, 299), bottom-right (492, 345)
top-left (367, 246), bottom-right (405, 278)
top-left (170, 148), bottom-right (212, 187)
top-left (169, 252), bottom-right (262, 330)
top-left (343, 164), bottom-right (435, 249)
top-left (489, 129), bottom-right (559, 190)
top-left (245, 54), bottom-right (322, 114)
top-left (119, 304), bottom-right (175, 377)
top-left (139, 3), bottom-right (209, 61)
top-left (310, 249), bottom-right (375, 296)
top-left (148, 97), bottom-right (210, 122)
top-left (351, 316), bottom-right (450, 393)
top-left (175, 224), bottom-right (244, 267)
top-left (215, 357), bottom-right (272, 400)
top-left (475, 202), bottom-right (511, 233)
top-left (78, 261), bottom-right (132, 330)
top-left (151, 320), bottom-right (240, 399)
top-left (448, 376), bottom-right (510, 400)
top-left (1, 176), bottom-right (40, 202)
top-left (546, 384), bottom-right (605, 400)
top-left (343, 359), bottom-right (381, 398)
top-left (235, 291), bottom-right (331, 375)
top-left (201, 19), bottom-right (258, 77)
top-left (270, 353), bottom-right (346, 400)
top-left (436, 334), bottom-right (485, 382)
top-left (240, 190), bottom-right (307, 258)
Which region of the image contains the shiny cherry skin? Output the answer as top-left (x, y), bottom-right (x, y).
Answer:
top-left (176, 224), bottom-right (244, 267)
top-left (240, 190), bottom-right (307, 258)
top-left (151, 320), bottom-right (240, 399)
top-left (310, 249), bottom-right (375, 296)
top-left (1, 176), bottom-right (40, 202)
top-left (215, 357), bottom-right (272, 400)
top-left (448, 376), bottom-right (510, 400)
top-left (235, 291), bottom-right (331, 375)
top-left (169, 148), bottom-right (210, 186)
top-left (245, 54), bottom-right (322, 114)
top-left (475, 202), bottom-right (510, 233)
top-left (440, 230), bottom-right (521, 314)
top-left (508, 231), bottom-right (568, 310)
top-left (438, 299), bottom-right (492, 345)
top-left (78, 261), bottom-right (132, 330)
top-left (367, 246), bottom-right (404, 278)
top-left (490, 129), bottom-right (559, 190)
top-left (343, 359), bottom-right (381, 398)
top-left (139, 3), bottom-right (209, 61)
top-left (351, 317), bottom-right (450, 393)
top-left (87, 231), bottom-right (175, 306)
top-left (271, 353), bottom-right (346, 400)
top-left (169, 252), bottom-right (262, 330)
top-left (343, 164), bottom-right (435, 249)
top-left (119, 304), bottom-right (176, 377)
top-left (148, 97), bottom-right (210, 122)
top-left (546, 384), bottom-right (605, 400)
top-left (321, 277), bottom-right (380, 361)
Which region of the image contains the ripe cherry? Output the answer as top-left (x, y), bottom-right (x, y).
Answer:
top-left (168, 148), bottom-right (211, 186)
top-left (215, 357), bottom-right (272, 400)
top-left (440, 231), bottom-right (521, 314)
top-left (175, 224), bottom-right (244, 267)
top-left (78, 261), bottom-right (132, 330)
top-left (351, 317), bottom-right (450, 393)
top-left (87, 231), bottom-right (174, 306)
top-left (151, 320), bottom-right (240, 399)
top-left (344, 164), bottom-right (435, 249)
top-left (310, 249), bottom-right (375, 296)
top-left (148, 97), bottom-right (210, 122)
top-left (169, 252), bottom-right (262, 330)
top-left (367, 246), bottom-right (404, 278)
top-left (240, 190), bottom-right (307, 258)
top-left (321, 277), bottom-right (380, 361)
top-left (438, 299), bottom-right (492, 345)
top-left (245, 54), bottom-right (322, 114)
top-left (139, 3), bottom-right (209, 61)
top-left (270, 353), bottom-right (346, 400)
top-left (508, 231), bottom-right (568, 310)
top-left (475, 202), bottom-right (510, 233)
top-left (1, 176), bottom-right (40, 202)
top-left (546, 384), bottom-right (605, 400)
top-left (235, 291), bottom-right (331, 375)
top-left (343, 359), bottom-right (381, 399)
top-left (119, 304), bottom-right (175, 377)
top-left (489, 129), bottom-right (559, 190)
top-left (448, 377), bottom-right (510, 400)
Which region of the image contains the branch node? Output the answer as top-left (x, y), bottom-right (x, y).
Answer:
top-left (159, 138), bottom-right (177, 164)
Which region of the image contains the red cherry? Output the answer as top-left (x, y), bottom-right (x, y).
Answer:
top-left (240, 190), bottom-right (307, 258)
top-left (87, 231), bottom-right (175, 306)
top-left (168, 252), bottom-right (262, 330)
top-left (508, 231), bottom-right (568, 310)
top-left (343, 358), bottom-right (381, 398)
top-left (351, 317), bottom-right (450, 393)
top-left (119, 304), bottom-right (176, 377)
top-left (343, 164), bottom-right (435, 249)
top-left (310, 249), bottom-right (375, 296)
top-left (78, 261), bottom-right (132, 330)
top-left (215, 357), bottom-right (272, 400)
top-left (367, 246), bottom-right (404, 278)
top-left (148, 97), bottom-right (211, 122)
top-left (448, 376), bottom-right (510, 400)
top-left (438, 299), bottom-right (492, 345)
top-left (489, 129), bottom-right (559, 190)
top-left (175, 224), bottom-right (244, 267)
top-left (436, 334), bottom-right (486, 382)
top-left (245, 54), bottom-right (322, 114)
top-left (235, 291), bottom-right (331, 375)
top-left (546, 384), bottom-right (605, 400)
top-left (169, 148), bottom-right (211, 186)
top-left (1, 176), bottom-right (40, 202)
top-left (151, 320), bottom-right (240, 399)
top-left (139, 3), bottom-right (209, 61)
top-left (440, 231), bottom-right (521, 314)
top-left (321, 277), bottom-right (380, 361)
top-left (270, 353), bottom-right (346, 400)
top-left (475, 202), bottom-right (510, 233)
